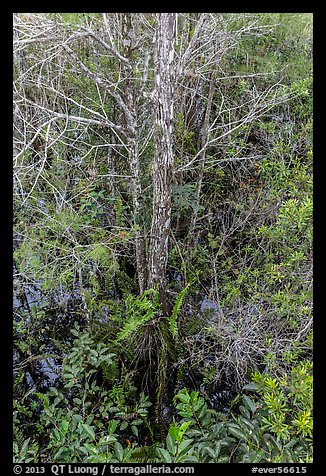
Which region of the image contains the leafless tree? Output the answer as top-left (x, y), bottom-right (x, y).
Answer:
top-left (148, 13), bottom-right (176, 314)
top-left (13, 13), bottom-right (300, 309)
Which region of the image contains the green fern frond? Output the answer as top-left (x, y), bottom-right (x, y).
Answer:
top-left (168, 280), bottom-right (194, 339)
top-left (130, 445), bottom-right (157, 463)
top-left (116, 289), bottom-right (159, 342)
top-left (13, 372), bottom-right (25, 400)
top-left (13, 426), bottom-right (25, 448)
top-left (116, 308), bottom-right (154, 341)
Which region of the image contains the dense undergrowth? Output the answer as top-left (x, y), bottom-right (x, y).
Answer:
top-left (13, 13), bottom-right (312, 463)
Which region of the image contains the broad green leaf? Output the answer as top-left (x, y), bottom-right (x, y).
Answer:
top-left (114, 441), bottom-right (124, 461)
top-left (53, 447), bottom-right (65, 460)
top-left (243, 383), bottom-right (260, 392)
top-left (176, 393), bottom-right (190, 404)
top-left (120, 421), bottom-right (128, 431)
top-left (178, 438), bottom-right (194, 455)
top-left (204, 446), bottom-right (217, 460)
top-left (81, 424), bottom-right (96, 440)
top-left (157, 448), bottom-right (172, 463)
top-left (166, 433), bottom-right (176, 454)
top-left (242, 395), bottom-right (257, 414)
top-left (52, 428), bottom-right (61, 442)
top-left (228, 425), bottom-right (248, 442)
top-left (179, 420), bottom-right (191, 435)
top-left (60, 419), bottom-right (69, 435)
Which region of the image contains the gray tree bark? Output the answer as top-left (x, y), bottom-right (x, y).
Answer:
top-left (121, 14), bottom-right (148, 294)
top-left (149, 13), bottom-right (176, 314)
top-left (187, 71), bottom-right (216, 248)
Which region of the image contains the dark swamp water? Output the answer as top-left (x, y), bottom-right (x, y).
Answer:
top-left (13, 268), bottom-right (236, 442)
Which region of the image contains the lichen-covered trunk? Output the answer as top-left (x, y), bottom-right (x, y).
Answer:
top-left (149, 13), bottom-right (176, 314)
top-left (122, 13), bottom-right (148, 294)
top-left (129, 136), bottom-right (148, 294)
top-left (187, 72), bottom-right (216, 248)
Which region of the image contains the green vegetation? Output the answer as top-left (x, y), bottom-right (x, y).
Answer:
top-left (13, 13), bottom-right (312, 463)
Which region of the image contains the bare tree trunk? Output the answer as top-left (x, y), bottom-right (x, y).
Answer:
top-left (129, 136), bottom-right (148, 293)
top-left (121, 13), bottom-right (148, 294)
top-left (149, 13), bottom-right (176, 314)
top-left (187, 72), bottom-right (216, 248)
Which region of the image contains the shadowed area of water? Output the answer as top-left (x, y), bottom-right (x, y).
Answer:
top-left (13, 267), bottom-right (236, 440)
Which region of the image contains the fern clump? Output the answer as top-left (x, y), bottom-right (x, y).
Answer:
top-left (116, 289), bottom-right (160, 342)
